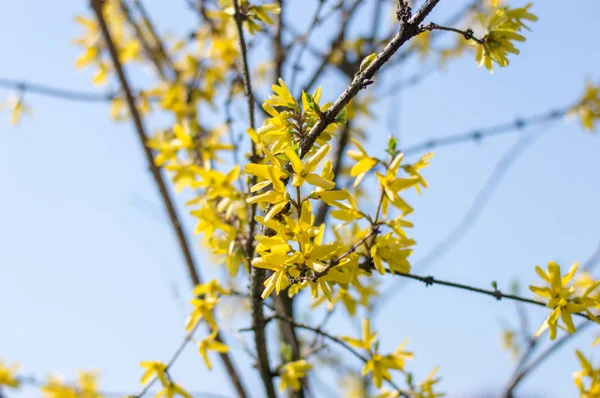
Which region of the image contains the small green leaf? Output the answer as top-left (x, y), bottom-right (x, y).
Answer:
top-left (386, 135), bottom-right (398, 156)
top-left (360, 52), bottom-right (378, 73)
top-left (335, 108), bottom-right (347, 124)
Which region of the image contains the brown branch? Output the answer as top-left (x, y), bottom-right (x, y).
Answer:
top-left (299, 0), bottom-right (443, 158)
top-left (401, 107), bottom-right (570, 156)
top-left (502, 321), bottom-right (594, 398)
top-left (387, 270), bottom-right (594, 320)
top-left (132, 0), bottom-right (178, 79)
top-left (270, 5), bottom-right (308, 397)
top-left (135, 323), bottom-right (199, 398)
top-left (423, 22), bottom-right (484, 45)
top-left (0, 78), bottom-right (115, 102)
top-left (273, 0), bottom-right (285, 83)
top-left (301, 0), bottom-right (365, 94)
top-left (90, 2), bottom-right (248, 397)
top-left (271, 313), bottom-right (410, 397)
top-left (230, 0), bottom-right (275, 396)
top-left (288, 0), bottom-right (328, 91)
top-left (500, 237), bottom-right (600, 397)
top-left (119, 1), bottom-right (169, 81)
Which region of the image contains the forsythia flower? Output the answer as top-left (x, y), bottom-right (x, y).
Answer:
top-left (41, 372), bottom-right (103, 398)
top-left (286, 144), bottom-right (335, 190)
top-left (185, 296), bottom-right (219, 331)
top-left (570, 81), bottom-right (600, 132)
top-left (501, 329), bottom-right (520, 360)
top-left (342, 318), bottom-right (378, 351)
top-left (370, 232), bottom-right (414, 275)
top-left (140, 361), bottom-right (169, 386)
top-left (198, 331), bottom-right (230, 370)
top-left (193, 279), bottom-right (230, 299)
top-left (411, 366), bottom-right (446, 398)
top-left (347, 139), bottom-right (379, 187)
top-left (342, 319), bottom-right (414, 388)
top-left (376, 152), bottom-right (419, 216)
top-left (0, 359), bottom-right (20, 389)
top-left (0, 95), bottom-right (33, 126)
top-left (363, 342), bottom-right (414, 388)
top-left (410, 30), bottom-right (432, 61)
top-left (156, 382), bottom-right (193, 398)
top-left (573, 350), bottom-right (600, 397)
top-left (475, 4), bottom-right (537, 72)
top-left (529, 261), bottom-right (600, 340)
top-left (217, 1), bottom-right (281, 35)
top-left (279, 360), bottom-right (312, 391)
top-left (78, 372), bottom-right (101, 397)
top-left (402, 152), bottom-right (434, 194)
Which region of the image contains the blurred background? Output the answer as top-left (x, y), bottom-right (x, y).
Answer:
top-left (1, 1), bottom-right (599, 397)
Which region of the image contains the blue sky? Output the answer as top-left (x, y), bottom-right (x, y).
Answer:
top-left (1, 1), bottom-right (599, 397)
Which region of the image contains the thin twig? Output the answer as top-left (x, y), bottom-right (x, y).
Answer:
top-left (424, 22), bottom-right (484, 45)
top-left (271, 314), bottom-right (410, 397)
top-left (135, 325), bottom-right (199, 398)
top-left (0, 78), bottom-right (115, 102)
top-left (376, 129), bottom-right (549, 311)
top-left (500, 238), bottom-right (600, 397)
top-left (402, 107), bottom-right (569, 156)
top-left (502, 321), bottom-right (594, 398)
top-left (132, 0), bottom-right (178, 79)
top-left (230, 0), bottom-right (275, 396)
top-left (299, 0), bottom-right (443, 158)
top-left (288, 0), bottom-right (327, 91)
top-left (385, 269), bottom-right (597, 318)
top-left (90, 2), bottom-right (248, 397)
top-left (301, 0), bottom-right (366, 94)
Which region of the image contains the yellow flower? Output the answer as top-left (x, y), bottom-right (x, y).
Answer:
top-left (573, 350), bottom-right (600, 397)
top-left (402, 152), bottom-right (433, 194)
top-left (246, 144), bottom-right (291, 222)
top-left (265, 78), bottom-right (296, 109)
top-left (198, 331), bottom-right (230, 370)
top-left (501, 329), bottom-right (520, 359)
top-left (363, 354), bottom-right (394, 389)
top-left (412, 366), bottom-right (445, 398)
top-left (0, 359), bottom-right (20, 389)
top-left (370, 233), bottom-right (415, 275)
top-left (218, 1), bottom-right (281, 35)
top-left (280, 360), bottom-right (312, 391)
top-left (286, 144), bottom-right (335, 190)
top-left (341, 318), bottom-right (377, 351)
top-left (40, 375), bottom-right (78, 398)
top-left (156, 382), bottom-right (193, 398)
top-left (347, 139), bottom-right (379, 187)
top-left (193, 279), bottom-right (230, 299)
top-left (375, 153), bottom-right (419, 216)
top-left (0, 95), bottom-right (33, 126)
top-left (252, 252), bottom-right (292, 298)
top-left (363, 341), bottom-right (414, 388)
top-left (529, 261), bottom-right (600, 340)
top-left (184, 297), bottom-right (218, 332)
top-left (139, 361), bottom-right (168, 386)
top-left (570, 81), bottom-right (600, 132)
top-left (78, 371), bottom-right (101, 397)
top-left (475, 4), bottom-right (537, 72)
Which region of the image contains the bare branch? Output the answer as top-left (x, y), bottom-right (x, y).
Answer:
top-left (300, 0), bottom-right (443, 158)
top-left (90, 2), bottom-right (248, 397)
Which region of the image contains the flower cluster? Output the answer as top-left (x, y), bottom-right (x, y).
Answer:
top-left (475, 3), bottom-right (537, 72)
top-left (571, 81), bottom-right (600, 132)
top-left (529, 261), bottom-right (600, 340)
